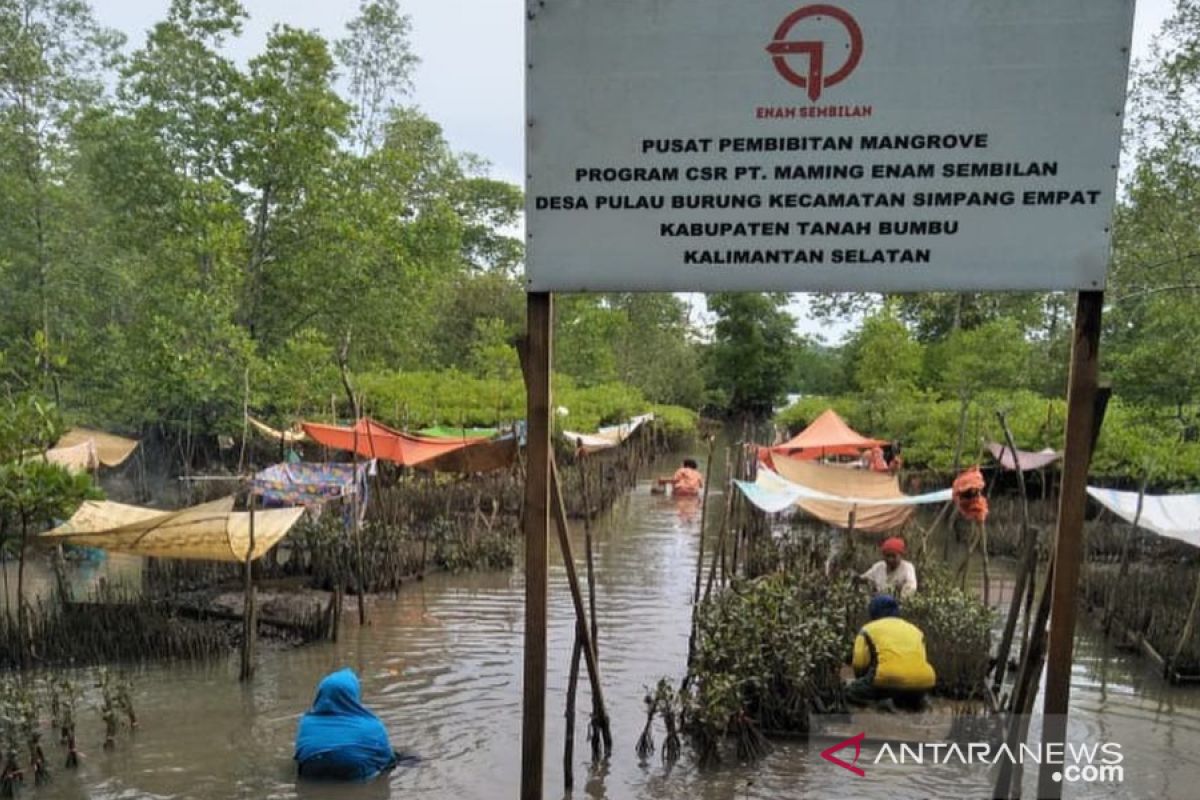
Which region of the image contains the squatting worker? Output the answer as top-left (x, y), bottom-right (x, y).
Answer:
top-left (846, 595), bottom-right (937, 711)
top-left (858, 537), bottom-right (918, 598)
top-left (295, 668), bottom-right (398, 780)
top-left (656, 458), bottom-right (704, 496)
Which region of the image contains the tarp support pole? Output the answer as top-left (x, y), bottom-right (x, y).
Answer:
top-left (1038, 290), bottom-right (1104, 798)
top-left (239, 491), bottom-right (257, 682)
top-left (521, 292), bottom-right (552, 800)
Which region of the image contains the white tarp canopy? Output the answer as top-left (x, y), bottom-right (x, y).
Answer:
top-left (1087, 487), bottom-right (1200, 550)
top-left (563, 413), bottom-right (654, 452)
top-left (735, 466), bottom-right (953, 514)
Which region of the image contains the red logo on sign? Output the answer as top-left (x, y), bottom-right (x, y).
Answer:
top-left (820, 731), bottom-right (867, 777)
top-left (766, 5), bottom-right (864, 102)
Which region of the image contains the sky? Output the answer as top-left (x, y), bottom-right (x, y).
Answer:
top-left (89, 0), bottom-right (1178, 341)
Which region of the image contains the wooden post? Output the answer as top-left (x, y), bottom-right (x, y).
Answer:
top-left (521, 292), bottom-right (552, 800)
top-left (1037, 290), bottom-right (1103, 799)
top-left (239, 491), bottom-right (257, 682)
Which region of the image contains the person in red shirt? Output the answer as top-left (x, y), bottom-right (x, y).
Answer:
top-left (656, 458), bottom-right (704, 496)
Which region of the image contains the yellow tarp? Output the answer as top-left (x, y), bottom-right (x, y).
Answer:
top-left (41, 497), bottom-right (305, 562)
top-left (248, 416), bottom-right (307, 443)
top-left (43, 440), bottom-right (99, 473)
top-left (771, 454), bottom-right (915, 532)
top-left (56, 428), bottom-right (139, 467)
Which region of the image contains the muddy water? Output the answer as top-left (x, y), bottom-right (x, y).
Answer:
top-left (15, 476), bottom-right (1200, 799)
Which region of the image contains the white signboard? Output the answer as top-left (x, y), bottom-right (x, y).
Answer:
top-left (525, 0), bottom-right (1135, 292)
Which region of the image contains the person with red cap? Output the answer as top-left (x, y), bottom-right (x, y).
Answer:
top-left (858, 537), bottom-right (918, 598)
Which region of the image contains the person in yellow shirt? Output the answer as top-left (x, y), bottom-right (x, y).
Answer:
top-left (846, 595), bottom-right (936, 711)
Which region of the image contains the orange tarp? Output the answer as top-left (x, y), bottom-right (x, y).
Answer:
top-left (772, 453), bottom-right (914, 532)
top-left (417, 436), bottom-right (519, 474)
top-left (771, 408), bottom-right (885, 460)
top-left (302, 418), bottom-right (488, 467)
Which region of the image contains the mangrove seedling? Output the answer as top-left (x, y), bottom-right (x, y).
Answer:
top-left (17, 691), bottom-right (47, 785)
top-left (116, 673), bottom-right (137, 730)
top-left (97, 669), bottom-right (119, 750)
top-left (635, 691), bottom-right (656, 762)
top-left (57, 678), bottom-right (80, 768)
top-left (654, 679), bottom-right (682, 766)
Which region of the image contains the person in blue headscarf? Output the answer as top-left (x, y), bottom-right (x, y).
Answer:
top-left (295, 668), bottom-right (397, 780)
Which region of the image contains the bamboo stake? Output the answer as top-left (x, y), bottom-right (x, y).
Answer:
top-left (1169, 567), bottom-right (1200, 678)
top-left (578, 447), bottom-right (599, 654)
top-left (980, 520), bottom-right (991, 606)
top-left (703, 450), bottom-right (735, 604)
top-left (239, 491), bottom-right (257, 682)
top-left (918, 500), bottom-right (953, 563)
top-left (563, 630), bottom-right (583, 790)
top-left (351, 420), bottom-right (367, 625)
top-left (992, 412), bottom-right (1036, 693)
top-left (993, 556), bottom-right (1055, 799)
top-left (1104, 477), bottom-right (1146, 634)
top-left (686, 437), bottom-right (717, 667)
top-left (237, 367), bottom-right (250, 476)
top-left (549, 460), bottom-right (612, 758)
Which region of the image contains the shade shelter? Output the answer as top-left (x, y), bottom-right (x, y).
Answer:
top-left (301, 417), bottom-right (489, 467)
top-left (40, 496), bottom-right (304, 562)
top-left (771, 409), bottom-right (886, 460)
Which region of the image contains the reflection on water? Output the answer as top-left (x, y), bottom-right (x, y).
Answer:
top-left (16, 475), bottom-right (1200, 799)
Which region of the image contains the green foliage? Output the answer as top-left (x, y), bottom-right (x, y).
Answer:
top-left (777, 389), bottom-right (1067, 473)
top-left (846, 308), bottom-right (923, 393)
top-left (0, 395), bottom-right (100, 552)
top-left (925, 319), bottom-right (1034, 400)
top-left (0, 1), bottom-right (713, 445)
top-left (431, 520), bottom-right (516, 573)
top-left (688, 570), bottom-right (859, 740)
top-left (353, 368), bottom-right (697, 441)
top-left (791, 337), bottom-right (850, 396)
top-left (705, 293), bottom-right (798, 418)
top-left (336, 0), bottom-right (418, 152)
top-left (680, 563), bottom-right (993, 761)
top-left (903, 569), bottom-right (994, 697)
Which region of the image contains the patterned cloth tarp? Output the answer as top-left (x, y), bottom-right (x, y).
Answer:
top-left (1086, 487), bottom-right (1200, 549)
top-left (741, 456), bottom-right (952, 532)
top-left (563, 413), bottom-right (654, 453)
top-left (40, 497), bottom-right (305, 562)
top-left (986, 442), bottom-right (1060, 471)
top-left (251, 461), bottom-right (372, 507)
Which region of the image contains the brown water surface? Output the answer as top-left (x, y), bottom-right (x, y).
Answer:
top-left (12, 475), bottom-right (1200, 799)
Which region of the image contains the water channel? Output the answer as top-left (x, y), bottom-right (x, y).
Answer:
top-left (11, 456), bottom-right (1200, 799)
